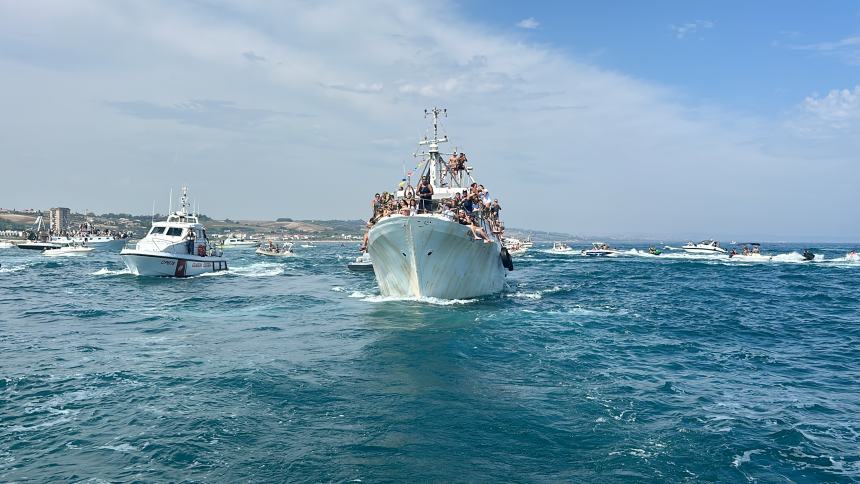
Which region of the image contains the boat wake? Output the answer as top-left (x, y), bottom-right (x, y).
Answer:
top-left (91, 267), bottom-right (132, 276)
top-left (228, 262), bottom-right (285, 278)
top-left (508, 285), bottom-right (566, 300)
top-left (347, 290), bottom-right (476, 305)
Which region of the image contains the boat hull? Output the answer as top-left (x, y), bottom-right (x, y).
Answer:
top-left (120, 250), bottom-right (228, 277)
top-left (681, 248), bottom-right (727, 255)
top-left (52, 237), bottom-right (127, 251)
top-left (367, 215), bottom-right (506, 299)
top-left (17, 242), bottom-right (62, 250)
top-left (584, 250), bottom-right (620, 257)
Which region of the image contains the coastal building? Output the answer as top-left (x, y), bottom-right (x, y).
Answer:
top-left (49, 207), bottom-right (71, 232)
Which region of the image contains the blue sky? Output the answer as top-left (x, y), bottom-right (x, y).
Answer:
top-left (463, 1), bottom-right (860, 114)
top-left (0, 1), bottom-right (857, 241)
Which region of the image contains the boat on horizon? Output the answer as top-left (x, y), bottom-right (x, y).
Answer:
top-left (120, 187), bottom-right (228, 277)
top-left (219, 234), bottom-right (259, 248)
top-left (365, 108), bottom-right (512, 299)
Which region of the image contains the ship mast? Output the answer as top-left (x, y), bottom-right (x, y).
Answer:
top-left (418, 107), bottom-right (448, 188)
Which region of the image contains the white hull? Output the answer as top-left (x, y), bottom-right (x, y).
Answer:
top-left (681, 248), bottom-right (727, 254)
top-left (367, 215), bottom-right (506, 299)
top-left (255, 249), bottom-right (294, 257)
top-left (44, 247), bottom-right (94, 256)
top-left (120, 249), bottom-right (228, 277)
top-left (583, 249), bottom-right (621, 257)
top-left (52, 237), bottom-right (126, 250)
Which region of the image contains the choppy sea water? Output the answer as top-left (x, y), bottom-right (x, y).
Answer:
top-left (1, 242), bottom-right (858, 482)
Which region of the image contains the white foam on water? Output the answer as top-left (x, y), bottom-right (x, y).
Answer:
top-left (360, 294), bottom-right (477, 305)
top-left (0, 264), bottom-right (27, 273)
top-left (228, 262), bottom-right (284, 277)
top-left (509, 285), bottom-right (564, 300)
top-left (91, 267), bottom-right (132, 276)
top-left (331, 286), bottom-right (346, 292)
top-left (97, 443), bottom-right (138, 453)
top-left (732, 449), bottom-right (763, 467)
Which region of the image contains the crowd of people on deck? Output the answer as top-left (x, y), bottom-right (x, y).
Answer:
top-left (360, 173), bottom-right (504, 250)
top-left (48, 226), bottom-right (130, 239)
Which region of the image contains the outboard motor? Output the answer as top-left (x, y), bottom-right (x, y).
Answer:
top-left (802, 249), bottom-right (815, 261)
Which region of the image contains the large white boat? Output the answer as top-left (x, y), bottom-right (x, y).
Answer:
top-left (366, 108), bottom-right (512, 299)
top-left (51, 221), bottom-right (128, 251)
top-left (219, 234), bottom-right (259, 248)
top-left (680, 240), bottom-right (727, 254)
top-left (120, 187), bottom-right (228, 277)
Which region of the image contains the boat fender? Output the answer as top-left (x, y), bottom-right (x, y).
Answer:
top-left (404, 186), bottom-right (415, 200)
top-left (500, 247), bottom-right (514, 271)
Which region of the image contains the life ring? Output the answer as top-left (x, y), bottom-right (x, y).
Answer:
top-left (500, 247), bottom-right (514, 271)
top-left (404, 186), bottom-right (415, 200)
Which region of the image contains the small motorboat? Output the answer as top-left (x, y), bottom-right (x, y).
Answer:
top-left (503, 237), bottom-right (528, 256)
top-left (550, 242), bottom-right (573, 253)
top-left (648, 246), bottom-right (662, 256)
top-left (256, 241), bottom-right (295, 257)
top-left (801, 249), bottom-right (815, 261)
top-left (728, 243), bottom-right (772, 262)
top-left (347, 252), bottom-right (374, 272)
top-left (43, 245), bottom-right (94, 257)
top-left (680, 240), bottom-right (727, 254)
top-left (582, 242), bottom-right (621, 257)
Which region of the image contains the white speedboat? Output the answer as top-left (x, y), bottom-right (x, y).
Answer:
top-left (550, 242), bottom-right (573, 253)
top-left (680, 240), bottom-right (727, 254)
top-left (43, 245), bottom-right (94, 257)
top-left (366, 108), bottom-right (511, 299)
top-left (220, 235), bottom-right (259, 248)
top-left (582, 242), bottom-right (621, 257)
top-left (347, 252), bottom-right (374, 272)
top-left (256, 241), bottom-right (294, 257)
top-left (120, 187), bottom-right (228, 277)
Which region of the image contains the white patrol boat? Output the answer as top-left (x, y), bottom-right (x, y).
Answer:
top-left (366, 108), bottom-right (512, 299)
top-left (120, 187), bottom-right (228, 277)
top-left (680, 240), bottom-right (727, 254)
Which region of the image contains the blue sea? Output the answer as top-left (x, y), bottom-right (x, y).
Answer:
top-left (1, 243), bottom-right (858, 482)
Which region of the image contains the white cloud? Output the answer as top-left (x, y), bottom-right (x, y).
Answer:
top-left (670, 20), bottom-right (715, 39)
top-left (516, 17), bottom-right (539, 29)
top-left (788, 86), bottom-right (860, 136)
top-left (793, 36), bottom-right (860, 65)
top-left (0, 1), bottom-right (854, 239)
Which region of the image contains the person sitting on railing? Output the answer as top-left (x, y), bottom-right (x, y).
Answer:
top-left (458, 210), bottom-right (492, 243)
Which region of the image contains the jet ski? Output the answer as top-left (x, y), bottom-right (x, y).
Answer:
top-left (802, 249), bottom-right (815, 261)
